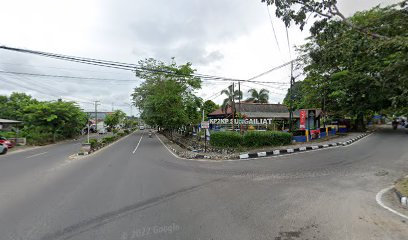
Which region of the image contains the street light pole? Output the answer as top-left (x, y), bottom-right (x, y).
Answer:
top-left (94, 101), bottom-right (100, 132)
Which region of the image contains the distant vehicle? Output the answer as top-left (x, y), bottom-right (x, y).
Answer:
top-left (0, 136), bottom-right (15, 148)
top-left (98, 128), bottom-right (108, 134)
top-left (139, 125), bottom-right (145, 130)
top-left (0, 144), bottom-right (7, 155)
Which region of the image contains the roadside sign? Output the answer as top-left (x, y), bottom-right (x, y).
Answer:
top-left (201, 121), bottom-right (209, 129)
top-left (299, 110), bottom-right (306, 129)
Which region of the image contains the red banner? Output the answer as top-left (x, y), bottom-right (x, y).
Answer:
top-left (299, 110), bottom-right (306, 130)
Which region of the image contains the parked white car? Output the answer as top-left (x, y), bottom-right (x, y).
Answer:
top-left (0, 143), bottom-right (7, 155)
top-left (98, 128), bottom-right (108, 134)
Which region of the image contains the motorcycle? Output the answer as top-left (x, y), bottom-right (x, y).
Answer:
top-left (392, 121), bottom-right (398, 130)
top-left (148, 131), bottom-right (153, 138)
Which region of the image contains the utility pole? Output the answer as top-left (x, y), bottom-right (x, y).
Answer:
top-left (238, 81), bottom-right (242, 134)
top-left (94, 101), bottom-right (100, 132)
top-left (289, 61), bottom-right (294, 132)
top-left (232, 82), bottom-right (235, 131)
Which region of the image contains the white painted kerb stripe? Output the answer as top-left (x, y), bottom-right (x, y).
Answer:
top-left (376, 186), bottom-right (408, 220)
top-left (257, 152), bottom-right (267, 157)
top-left (240, 154), bottom-right (249, 159)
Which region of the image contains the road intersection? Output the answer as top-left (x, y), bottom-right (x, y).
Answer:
top-left (0, 128), bottom-right (407, 240)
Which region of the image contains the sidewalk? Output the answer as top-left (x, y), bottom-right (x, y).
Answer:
top-left (157, 131), bottom-right (371, 160)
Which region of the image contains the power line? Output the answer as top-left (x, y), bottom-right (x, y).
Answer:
top-left (0, 45), bottom-right (296, 83)
top-left (0, 70), bottom-right (290, 85)
top-left (266, 5), bottom-right (282, 55)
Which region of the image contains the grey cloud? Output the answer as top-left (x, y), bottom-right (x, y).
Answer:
top-left (101, 0), bottom-right (265, 66)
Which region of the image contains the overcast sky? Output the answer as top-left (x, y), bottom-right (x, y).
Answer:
top-left (0, 0), bottom-right (399, 115)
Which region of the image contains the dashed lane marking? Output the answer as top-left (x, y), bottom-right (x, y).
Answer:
top-left (26, 151), bottom-right (48, 159)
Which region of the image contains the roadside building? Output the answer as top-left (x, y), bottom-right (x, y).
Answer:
top-left (208, 103), bottom-right (300, 131)
top-left (0, 118), bottom-right (22, 131)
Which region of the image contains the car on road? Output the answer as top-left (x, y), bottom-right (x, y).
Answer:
top-left (98, 128), bottom-right (108, 134)
top-left (0, 144), bottom-right (7, 155)
top-left (139, 125), bottom-right (145, 130)
top-left (0, 136), bottom-right (15, 148)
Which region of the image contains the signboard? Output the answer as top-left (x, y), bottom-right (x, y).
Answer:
top-left (209, 118), bottom-right (273, 125)
top-left (201, 121), bottom-right (210, 129)
top-left (299, 110), bottom-right (306, 130)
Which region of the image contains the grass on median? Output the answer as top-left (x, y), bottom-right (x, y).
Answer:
top-left (395, 178), bottom-right (408, 196)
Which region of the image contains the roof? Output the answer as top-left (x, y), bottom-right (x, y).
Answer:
top-left (208, 103), bottom-right (305, 119)
top-left (208, 106), bottom-right (232, 116)
top-left (0, 118), bottom-right (22, 124)
top-left (238, 103), bottom-right (289, 113)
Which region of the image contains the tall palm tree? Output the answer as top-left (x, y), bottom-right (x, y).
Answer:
top-left (221, 85), bottom-right (242, 113)
top-left (246, 88), bottom-right (269, 103)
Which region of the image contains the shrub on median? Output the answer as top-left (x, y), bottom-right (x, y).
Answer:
top-left (210, 131), bottom-right (242, 148)
top-left (242, 131), bottom-right (292, 147)
top-left (210, 131), bottom-right (292, 148)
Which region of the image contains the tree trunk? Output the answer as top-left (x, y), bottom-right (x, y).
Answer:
top-left (355, 113), bottom-right (366, 132)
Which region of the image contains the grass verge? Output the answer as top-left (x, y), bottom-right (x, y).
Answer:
top-left (395, 178), bottom-right (408, 196)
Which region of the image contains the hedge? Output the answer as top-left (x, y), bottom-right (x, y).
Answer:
top-left (210, 131), bottom-right (242, 148)
top-left (210, 131), bottom-right (292, 148)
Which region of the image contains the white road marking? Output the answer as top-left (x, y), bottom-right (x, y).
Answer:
top-left (375, 186), bottom-right (408, 220)
top-left (26, 151), bottom-right (48, 158)
top-left (132, 134), bottom-right (144, 154)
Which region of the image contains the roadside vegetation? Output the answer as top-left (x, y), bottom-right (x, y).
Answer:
top-left (88, 129), bottom-right (133, 151)
top-left (0, 92), bottom-right (87, 145)
top-left (395, 178), bottom-right (408, 197)
top-left (278, 2), bottom-right (408, 130)
top-left (210, 131), bottom-right (292, 148)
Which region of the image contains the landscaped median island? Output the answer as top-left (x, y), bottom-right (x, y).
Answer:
top-left (210, 131), bottom-right (292, 148)
top-left (158, 130), bottom-right (371, 161)
top-left (395, 177), bottom-right (408, 207)
top-left (78, 129), bottom-right (135, 156)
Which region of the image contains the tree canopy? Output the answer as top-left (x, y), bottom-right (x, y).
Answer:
top-left (131, 58), bottom-right (202, 130)
top-left (202, 100), bottom-right (219, 120)
top-left (288, 4), bottom-right (408, 128)
top-left (246, 88), bottom-right (270, 103)
top-left (221, 85), bottom-right (243, 113)
top-left (104, 110), bottom-right (127, 130)
top-left (0, 93), bottom-right (87, 144)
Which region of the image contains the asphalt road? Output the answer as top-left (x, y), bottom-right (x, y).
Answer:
top-left (0, 128), bottom-right (407, 240)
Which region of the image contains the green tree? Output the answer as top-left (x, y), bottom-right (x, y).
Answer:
top-left (131, 58), bottom-right (202, 132)
top-left (246, 88), bottom-right (269, 103)
top-left (23, 100), bottom-right (87, 142)
top-left (202, 100), bottom-right (219, 120)
top-left (294, 5), bottom-right (408, 129)
top-left (221, 84), bottom-right (242, 113)
top-left (104, 110), bottom-right (127, 130)
top-left (260, 0), bottom-right (406, 38)
top-left (0, 92), bottom-right (38, 120)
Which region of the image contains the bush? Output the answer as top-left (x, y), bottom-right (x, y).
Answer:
top-left (246, 131), bottom-right (292, 147)
top-left (0, 131), bottom-right (17, 138)
top-left (101, 136), bottom-right (117, 144)
top-left (210, 131), bottom-right (292, 148)
top-left (210, 131), bottom-right (243, 148)
top-left (89, 139), bottom-right (100, 150)
top-left (124, 129), bottom-right (130, 134)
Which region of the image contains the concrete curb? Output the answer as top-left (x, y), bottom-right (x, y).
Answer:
top-left (238, 132), bottom-right (371, 160)
top-left (70, 131), bottom-right (136, 159)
